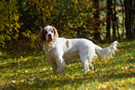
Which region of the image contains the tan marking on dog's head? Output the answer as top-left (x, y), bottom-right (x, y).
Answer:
top-left (52, 26), bottom-right (59, 41)
top-left (39, 28), bottom-right (46, 41)
top-left (66, 40), bottom-right (69, 48)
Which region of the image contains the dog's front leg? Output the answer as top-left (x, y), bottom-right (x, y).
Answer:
top-left (55, 56), bottom-right (65, 74)
top-left (46, 56), bottom-right (57, 74)
top-left (51, 62), bottom-right (57, 74)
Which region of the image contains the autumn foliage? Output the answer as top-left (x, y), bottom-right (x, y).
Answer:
top-left (1, 0), bottom-right (135, 49)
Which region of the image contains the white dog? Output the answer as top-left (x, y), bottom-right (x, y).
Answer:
top-left (39, 25), bottom-right (118, 74)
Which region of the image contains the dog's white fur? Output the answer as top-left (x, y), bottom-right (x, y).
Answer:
top-left (39, 25), bottom-right (118, 74)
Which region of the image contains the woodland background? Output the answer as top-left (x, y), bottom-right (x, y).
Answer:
top-left (0, 0), bottom-right (135, 50)
top-left (0, 0), bottom-right (135, 89)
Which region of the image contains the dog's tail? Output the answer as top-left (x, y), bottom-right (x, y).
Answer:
top-left (95, 41), bottom-right (118, 60)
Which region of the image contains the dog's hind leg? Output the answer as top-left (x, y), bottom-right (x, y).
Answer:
top-left (89, 61), bottom-right (95, 70)
top-left (55, 56), bottom-right (66, 74)
top-left (80, 55), bottom-right (89, 73)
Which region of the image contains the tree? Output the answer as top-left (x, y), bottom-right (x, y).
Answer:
top-left (0, 0), bottom-right (20, 48)
top-left (106, 0), bottom-right (112, 41)
top-left (52, 0), bottom-right (93, 38)
top-left (124, 0), bottom-right (135, 40)
top-left (93, 0), bottom-right (101, 41)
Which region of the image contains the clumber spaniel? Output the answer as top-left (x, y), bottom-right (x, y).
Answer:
top-left (39, 25), bottom-right (118, 74)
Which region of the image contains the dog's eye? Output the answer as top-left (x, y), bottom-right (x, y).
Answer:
top-left (51, 30), bottom-right (54, 33)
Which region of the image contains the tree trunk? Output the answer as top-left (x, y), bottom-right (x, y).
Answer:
top-left (106, 0), bottom-right (112, 41)
top-left (124, 0), bottom-right (132, 40)
top-left (93, 0), bottom-right (101, 41)
top-left (131, 0), bottom-right (135, 38)
top-left (9, 0), bottom-right (13, 45)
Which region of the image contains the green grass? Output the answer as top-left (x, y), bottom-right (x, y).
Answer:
top-left (0, 40), bottom-right (135, 89)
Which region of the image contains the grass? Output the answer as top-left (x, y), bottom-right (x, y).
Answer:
top-left (0, 40), bottom-right (135, 89)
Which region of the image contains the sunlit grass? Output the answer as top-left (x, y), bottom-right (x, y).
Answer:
top-left (0, 40), bottom-right (135, 89)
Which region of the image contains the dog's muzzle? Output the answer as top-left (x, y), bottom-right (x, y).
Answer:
top-left (48, 34), bottom-right (53, 40)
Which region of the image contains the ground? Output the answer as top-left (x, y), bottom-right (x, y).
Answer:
top-left (0, 40), bottom-right (135, 89)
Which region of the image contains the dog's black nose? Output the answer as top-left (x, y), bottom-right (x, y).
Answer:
top-left (48, 34), bottom-right (52, 39)
top-left (48, 34), bottom-right (52, 37)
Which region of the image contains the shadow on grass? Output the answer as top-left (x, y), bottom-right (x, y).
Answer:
top-left (0, 57), bottom-right (47, 70)
top-left (1, 63), bottom-right (135, 89)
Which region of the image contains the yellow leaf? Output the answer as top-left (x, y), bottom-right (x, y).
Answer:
top-left (21, 79), bottom-right (25, 82)
top-left (11, 80), bottom-right (16, 83)
top-left (2, 74), bottom-right (5, 77)
top-left (50, 6), bottom-right (53, 11)
top-left (38, 63), bottom-right (41, 65)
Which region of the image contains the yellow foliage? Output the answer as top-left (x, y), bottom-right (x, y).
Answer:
top-left (22, 30), bottom-right (31, 38)
top-left (13, 34), bottom-right (19, 39)
top-left (14, 14), bottom-right (19, 21)
top-left (5, 35), bottom-right (11, 41)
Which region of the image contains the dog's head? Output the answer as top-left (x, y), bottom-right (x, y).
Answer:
top-left (39, 25), bottom-right (59, 42)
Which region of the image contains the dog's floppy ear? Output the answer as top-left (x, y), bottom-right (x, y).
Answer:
top-left (39, 28), bottom-right (46, 41)
top-left (52, 27), bottom-right (59, 40)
